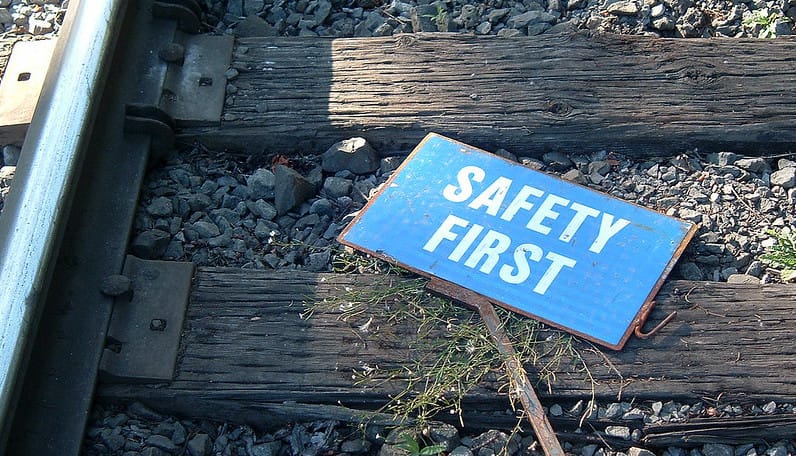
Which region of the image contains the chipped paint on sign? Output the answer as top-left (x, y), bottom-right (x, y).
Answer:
top-left (339, 133), bottom-right (696, 349)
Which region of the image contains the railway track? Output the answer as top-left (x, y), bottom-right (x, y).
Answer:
top-left (0, 0), bottom-right (795, 455)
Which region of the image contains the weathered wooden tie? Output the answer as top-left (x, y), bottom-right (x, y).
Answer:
top-left (98, 269), bottom-right (796, 442)
top-left (183, 34), bottom-right (796, 157)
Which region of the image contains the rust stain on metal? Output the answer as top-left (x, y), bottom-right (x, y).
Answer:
top-left (427, 278), bottom-right (565, 456)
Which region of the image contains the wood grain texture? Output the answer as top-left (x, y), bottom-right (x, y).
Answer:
top-left (98, 268), bottom-right (796, 431)
top-left (181, 34), bottom-right (796, 157)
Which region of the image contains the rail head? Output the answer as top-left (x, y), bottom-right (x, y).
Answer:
top-left (0, 0), bottom-right (128, 447)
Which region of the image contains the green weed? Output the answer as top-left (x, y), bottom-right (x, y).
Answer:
top-left (762, 227), bottom-right (796, 282)
top-left (743, 8), bottom-right (790, 38)
top-left (302, 277), bottom-right (598, 428)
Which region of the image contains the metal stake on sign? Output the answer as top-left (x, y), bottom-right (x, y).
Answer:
top-left (426, 279), bottom-right (565, 456)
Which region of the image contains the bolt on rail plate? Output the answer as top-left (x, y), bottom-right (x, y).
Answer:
top-left (339, 133), bottom-right (697, 349)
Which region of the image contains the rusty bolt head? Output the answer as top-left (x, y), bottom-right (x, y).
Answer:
top-left (100, 274), bottom-right (132, 297)
top-left (158, 43), bottom-right (185, 65)
top-left (150, 319), bottom-right (167, 331)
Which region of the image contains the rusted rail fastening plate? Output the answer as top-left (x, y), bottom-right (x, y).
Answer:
top-left (426, 279), bottom-right (565, 456)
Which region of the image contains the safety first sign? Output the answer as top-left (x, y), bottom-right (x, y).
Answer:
top-left (339, 133), bottom-right (696, 349)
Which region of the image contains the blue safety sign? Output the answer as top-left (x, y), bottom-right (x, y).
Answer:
top-left (339, 133), bottom-right (696, 349)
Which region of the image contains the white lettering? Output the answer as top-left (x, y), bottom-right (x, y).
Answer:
top-left (423, 215), bottom-right (469, 253)
top-left (498, 243), bottom-right (543, 284)
top-left (442, 166), bottom-right (485, 203)
top-left (533, 252), bottom-right (577, 294)
top-left (526, 194), bottom-right (570, 235)
top-left (449, 223), bottom-right (484, 262)
top-left (463, 230), bottom-right (511, 274)
top-left (500, 185), bottom-right (544, 222)
top-left (589, 214), bottom-right (630, 253)
top-left (468, 177), bottom-right (512, 216)
top-left (559, 202), bottom-right (600, 243)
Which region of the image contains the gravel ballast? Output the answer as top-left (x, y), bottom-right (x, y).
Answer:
top-left (1, 1), bottom-right (794, 455)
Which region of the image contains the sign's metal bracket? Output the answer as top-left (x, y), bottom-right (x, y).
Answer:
top-left (426, 279), bottom-right (565, 456)
top-left (634, 304), bottom-right (677, 339)
top-left (99, 255), bottom-right (194, 383)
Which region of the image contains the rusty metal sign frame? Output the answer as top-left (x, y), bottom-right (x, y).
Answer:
top-left (338, 133), bottom-right (697, 350)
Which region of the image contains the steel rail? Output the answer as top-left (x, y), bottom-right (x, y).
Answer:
top-left (0, 0), bottom-right (126, 446)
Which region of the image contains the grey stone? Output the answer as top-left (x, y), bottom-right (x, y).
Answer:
top-left (469, 430), bottom-right (512, 454)
top-left (234, 14), bottom-right (279, 36)
top-left (542, 151), bottom-right (572, 170)
top-left (726, 273), bottom-right (758, 284)
top-left (709, 151), bottom-right (739, 166)
top-left (128, 401), bottom-right (163, 420)
top-left (735, 157), bottom-right (769, 173)
top-left (193, 221), bottom-right (221, 238)
top-left (487, 8), bottom-right (510, 23)
top-left (497, 28), bottom-right (522, 37)
top-left (702, 444), bottom-right (734, 456)
top-left (428, 422), bottom-right (460, 451)
top-left (604, 402), bottom-right (626, 419)
top-left (622, 407), bottom-right (646, 420)
top-left (507, 10), bottom-right (556, 28)
top-left (208, 232), bottom-right (232, 247)
top-left (604, 425), bottom-right (631, 440)
top-left (101, 428), bottom-right (125, 452)
top-left (581, 444), bottom-right (599, 456)
top-left (606, 0), bottom-right (639, 15)
top-left (245, 0), bottom-right (265, 15)
top-left (274, 165), bottom-right (316, 215)
top-left (147, 196), bottom-right (174, 217)
top-left (2, 144), bottom-right (21, 166)
top-left (475, 21), bottom-right (492, 34)
top-left (457, 4), bottom-right (480, 29)
top-left (774, 19), bottom-right (792, 36)
top-left (323, 176), bottom-right (353, 198)
top-left (678, 208), bottom-right (703, 223)
top-left (314, 0), bottom-right (333, 26)
top-left (450, 446), bottom-right (473, 456)
top-left (224, 68), bottom-right (240, 80)
top-left (146, 434), bottom-right (179, 452)
top-left (762, 400), bottom-right (777, 414)
top-left (141, 448), bottom-right (166, 456)
top-left (778, 158), bottom-right (796, 169)
top-left (251, 441), bottom-right (282, 456)
top-left (527, 22), bottom-right (551, 34)
top-left (29, 17), bottom-right (53, 34)
top-left (310, 198), bottom-right (335, 217)
top-left (411, 4), bottom-right (448, 32)
top-left (130, 229), bottom-right (171, 259)
top-left (549, 404), bottom-right (563, 416)
top-left (100, 274), bottom-right (131, 296)
top-left (247, 168), bottom-right (276, 200)
top-left (380, 156), bottom-right (403, 174)
top-left (652, 16), bottom-right (676, 30)
top-left (628, 448), bottom-right (655, 456)
top-left (341, 439), bottom-right (372, 454)
top-left (0, 8), bottom-right (12, 26)
top-left (770, 167), bottom-right (796, 188)
top-left (650, 3), bottom-right (666, 17)
top-left (322, 137), bottom-right (379, 174)
top-left (250, 199), bottom-right (278, 220)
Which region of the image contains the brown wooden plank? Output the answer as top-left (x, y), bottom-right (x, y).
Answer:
top-left (182, 34), bottom-right (796, 157)
top-left (98, 268), bottom-right (796, 430)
